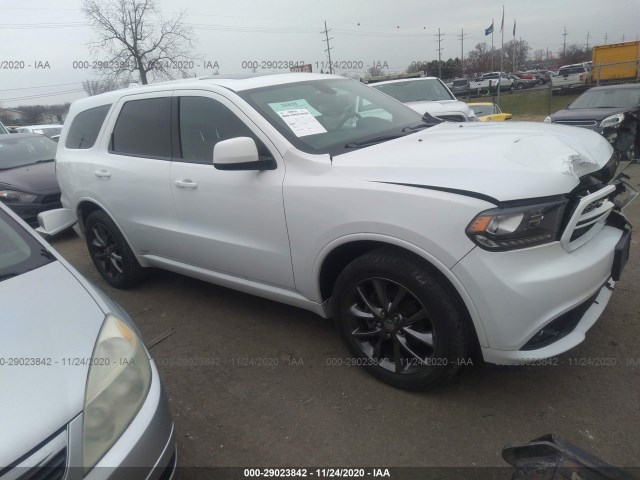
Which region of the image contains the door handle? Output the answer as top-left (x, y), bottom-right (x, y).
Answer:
top-left (175, 179), bottom-right (198, 189)
top-left (94, 170), bottom-right (111, 178)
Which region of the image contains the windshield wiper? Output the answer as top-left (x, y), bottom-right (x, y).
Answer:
top-left (402, 122), bottom-right (434, 133)
top-left (345, 133), bottom-right (410, 149)
top-left (35, 159), bottom-right (55, 163)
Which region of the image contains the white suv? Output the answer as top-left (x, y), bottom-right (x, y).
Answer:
top-left (50, 73), bottom-right (634, 389)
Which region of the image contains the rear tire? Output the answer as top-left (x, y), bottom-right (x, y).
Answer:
top-left (332, 250), bottom-right (469, 390)
top-left (85, 210), bottom-right (145, 289)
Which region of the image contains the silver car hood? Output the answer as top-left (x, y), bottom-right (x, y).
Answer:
top-left (333, 121), bottom-right (613, 203)
top-left (0, 261), bottom-right (105, 466)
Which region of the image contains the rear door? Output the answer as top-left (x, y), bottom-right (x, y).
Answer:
top-left (169, 90), bottom-right (294, 288)
top-left (85, 92), bottom-right (182, 258)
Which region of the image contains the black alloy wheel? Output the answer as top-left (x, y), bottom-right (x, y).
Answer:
top-left (333, 250), bottom-right (469, 389)
top-left (85, 210), bottom-right (145, 288)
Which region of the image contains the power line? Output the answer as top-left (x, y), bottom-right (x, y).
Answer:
top-left (0, 89), bottom-right (86, 103)
top-left (435, 28), bottom-right (444, 78)
top-left (458, 28), bottom-right (467, 74)
top-left (322, 21), bottom-right (334, 74)
top-left (0, 82), bottom-right (83, 93)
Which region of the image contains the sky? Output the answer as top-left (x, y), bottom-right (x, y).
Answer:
top-left (1, 0), bottom-right (639, 108)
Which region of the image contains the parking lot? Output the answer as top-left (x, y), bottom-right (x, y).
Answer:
top-left (46, 163), bottom-right (640, 471)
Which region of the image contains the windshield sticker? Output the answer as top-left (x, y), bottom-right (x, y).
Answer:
top-left (269, 99), bottom-right (322, 117)
top-left (274, 108), bottom-right (327, 137)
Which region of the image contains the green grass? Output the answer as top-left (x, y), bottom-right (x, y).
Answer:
top-left (477, 90), bottom-right (581, 120)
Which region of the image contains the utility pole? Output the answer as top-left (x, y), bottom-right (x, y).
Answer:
top-left (546, 47), bottom-right (549, 61)
top-left (622, 34), bottom-right (625, 42)
top-left (604, 32), bottom-right (608, 45)
top-left (321, 21), bottom-right (334, 74)
top-left (458, 28), bottom-right (467, 76)
top-left (435, 28), bottom-right (444, 78)
top-left (562, 26), bottom-right (568, 59)
top-left (586, 31), bottom-right (590, 51)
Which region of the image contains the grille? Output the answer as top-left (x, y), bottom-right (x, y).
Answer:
top-left (560, 184), bottom-right (616, 251)
top-left (436, 114), bottom-right (467, 122)
top-left (1, 429), bottom-right (67, 480)
top-left (16, 449), bottom-right (66, 480)
top-left (553, 119), bottom-right (598, 127)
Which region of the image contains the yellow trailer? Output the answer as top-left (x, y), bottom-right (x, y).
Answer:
top-left (592, 41), bottom-right (640, 83)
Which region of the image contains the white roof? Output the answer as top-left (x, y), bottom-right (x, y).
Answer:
top-left (372, 77), bottom-right (439, 86)
top-left (69, 73), bottom-right (344, 111)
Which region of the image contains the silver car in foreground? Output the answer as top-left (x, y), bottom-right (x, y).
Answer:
top-left (0, 204), bottom-right (176, 479)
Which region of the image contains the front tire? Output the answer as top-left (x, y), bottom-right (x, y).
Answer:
top-left (332, 250), bottom-right (469, 389)
top-left (85, 210), bottom-right (145, 289)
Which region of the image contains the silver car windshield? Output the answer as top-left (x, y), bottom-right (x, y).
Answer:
top-left (0, 210), bottom-right (53, 281)
top-left (372, 79), bottom-right (455, 102)
top-left (239, 78), bottom-right (430, 156)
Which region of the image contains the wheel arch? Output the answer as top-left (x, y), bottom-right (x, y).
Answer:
top-left (75, 199), bottom-right (146, 265)
top-left (314, 235), bottom-right (488, 349)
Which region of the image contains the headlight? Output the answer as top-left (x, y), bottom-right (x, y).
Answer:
top-left (466, 200), bottom-right (567, 251)
top-left (543, 116), bottom-right (552, 123)
top-left (600, 113), bottom-right (625, 129)
top-left (83, 314), bottom-right (151, 473)
top-left (0, 190), bottom-right (37, 203)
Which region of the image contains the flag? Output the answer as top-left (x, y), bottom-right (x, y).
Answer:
top-left (513, 19), bottom-right (516, 36)
top-left (500, 11), bottom-right (504, 33)
top-left (485, 20), bottom-right (494, 36)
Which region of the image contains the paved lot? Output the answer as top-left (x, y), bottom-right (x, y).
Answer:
top-left (50, 163), bottom-right (640, 470)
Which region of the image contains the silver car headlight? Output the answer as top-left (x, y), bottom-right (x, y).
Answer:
top-left (600, 113), bottom-right (624, 129)
top-left (83, 314), bottom-right (151, 473)
top-left (466, 200), bottom-right (567, 251)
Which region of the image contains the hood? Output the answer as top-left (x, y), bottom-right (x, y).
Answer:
top-left (333, 121), bottom-right (613, 203)
top-left (0, 261), bottom-right (105, 466)
top-left (550, 106), bottom-right (630, 123)
top-left (0, 161), bottom-right (59, 194)
top-left (405, 99), bottom-right (474, 118)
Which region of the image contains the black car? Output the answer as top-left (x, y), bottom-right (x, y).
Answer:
top-left (0, 133), bottom-right (61, 225)
top-left (546, 84), bottom-right (640, 161)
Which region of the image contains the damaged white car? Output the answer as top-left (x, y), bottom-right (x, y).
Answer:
top-left (47, 73), bottom-right (636, 389)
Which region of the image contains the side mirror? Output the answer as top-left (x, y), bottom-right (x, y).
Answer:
top-left (213, 137), bottom-right (276, 171)
top-left (35, 208), bottom-right (77, 239)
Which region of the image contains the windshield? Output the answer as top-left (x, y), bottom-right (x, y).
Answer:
top-left (0, 135), bottom-right (57, 169)
top-left (372, 78), bottom-right (455, 103)
top-left (469, 104), bottom-right (497, 116)
top-left (0, 208), bottom-right (54, 282)
top-left (238, 78), bottom-right (431, 156)
top-left (569, 88), bottom-right (640, 109)
top-left (34, 127), bottom-right (63, 137)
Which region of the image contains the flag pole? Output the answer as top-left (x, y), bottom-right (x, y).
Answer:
top-left (497, 5), bottom-right (504, 107)
top-left (513, 19), bottom-right (516, 71)
top-left (491, 18), bottom-right (494, 71)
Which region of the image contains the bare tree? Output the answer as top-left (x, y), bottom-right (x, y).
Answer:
top-left (82, 78), bottom-right (129, 96)
top-left (81, 0), bottom-right (196, 84)
top-left (558, 43), bottom-right (590, 65)
top-left (366, 65), bottom-right (385, 78)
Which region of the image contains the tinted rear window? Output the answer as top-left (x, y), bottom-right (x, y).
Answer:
top-left (111, 98), bottom-right (172, 158)
top-left (66, 104), bottom-right (111, 149)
